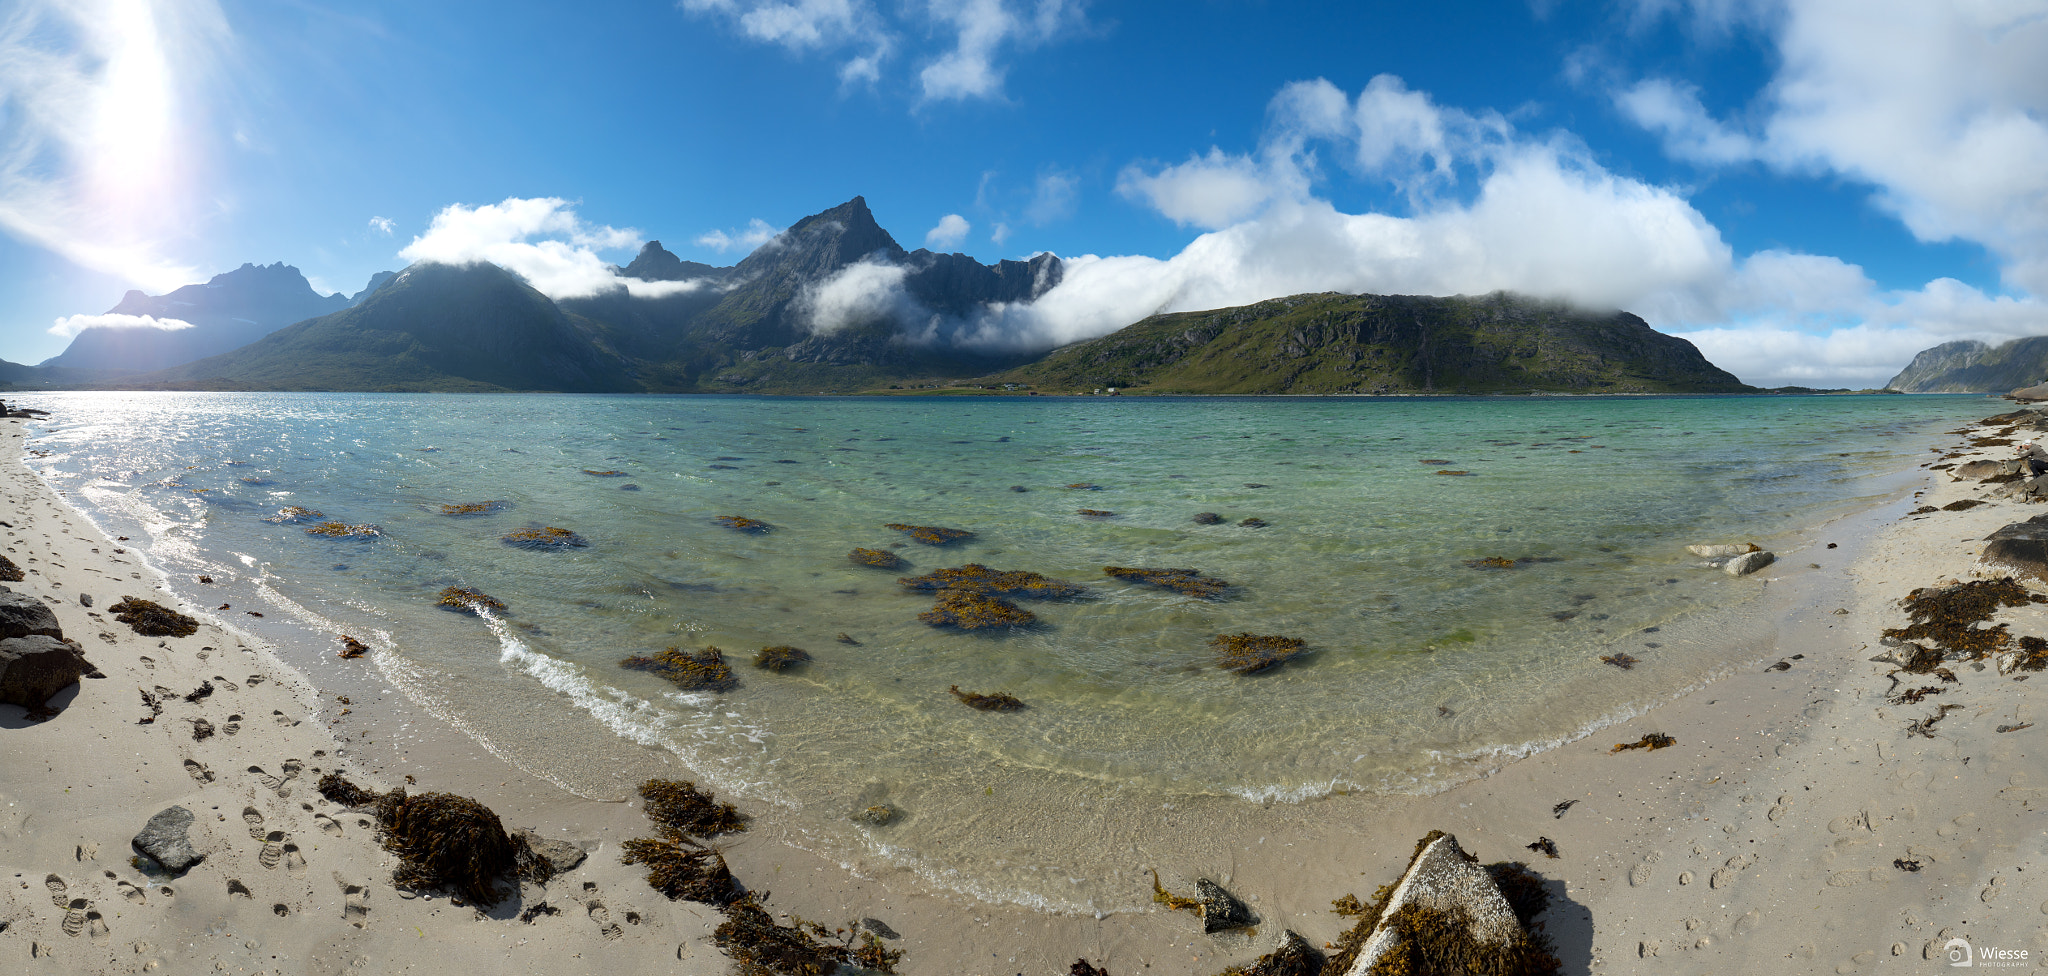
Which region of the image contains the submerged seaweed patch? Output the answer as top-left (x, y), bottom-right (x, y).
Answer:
top-left (848, 548), bottom-right (904, 569)
top-left (898, 564), bottom-right (1085, 599)
top-left (1465, 557), bottom-right (1516, 569)
top-left (753, 646), bottom-right (811, 671)
top-left (263, 506), bottom-right (323, 524)
top-left (109, 597), bottom-right (199, 637)
top-left (502, 526), bottom-right (589, 551)
top-left (883, 523), bottom-right (974, 545)
top-left (949, 685), bottom-right (1026, 711)
top-left (306, 521), bottom-right (381, 539)
top-left (1076, 509), bottom-right (1115, 518)
top-left (920, 590), bottom-right (1036, 629)
top-left (714, 515), bottom-right (771, 533)
top-left (1212, 633), bottom-right (1307, 675)
top-left (621, 647), bottom-right (739, 692)
top-left (440, 501), bottom-right (508, 516)
top-left (1600, 653), bottom-right (1639, 670)
top-left (436, 586), bottom-right (506, 616)
top-left (1103, 566), bottom-right (1230, 599)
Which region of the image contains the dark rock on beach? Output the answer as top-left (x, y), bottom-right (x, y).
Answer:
top-left (0, 636), bottom-right (95, 710)
top-left (1983, 537), bottom-right (2048, 580)
top-left (133, 805), bottom-right (204, 875)
top-left (511, 828), bottom-right (588, 874)
top-left (1196, 878), bottom-right (1257, 933)
top-left (0, 591), bottom-right (63, 641)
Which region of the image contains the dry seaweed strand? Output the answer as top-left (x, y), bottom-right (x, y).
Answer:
top-left (949, 685), bottom-right (1025, 711)
top-left (848, 548), bottom-right (904, 569)
top-left (1150, 870), bottom-right (1203, 913)
top-left (436, 586), bottom-right (507, 616)
top-left (920, 590), bottom-right (1036, 629)
top-left (1883, 578), bottom-right (2046, 663)
top-left (108, 597), bottom-right (199, 637)
top-left (1908, 703), bottom-right (1963, 738)
top-left (898, 563), bottom-right (1085, 599)
top-left (883, 523), bottom-right (974, 545)
top-left (338, 635), bottom-right (369, 659)
top-left (1104, 566), bottom-right (1230, 599)
top-left (753, 646), bottom-right (812, 671)
top-left (1611, 732), bottom-right (1676, 753)
top-left (502, 527), bottom-right (589, 550)
top-left (621, 647), bottom-right (739, 692)
top-left (1212, 632), bottom-right (1307, 675)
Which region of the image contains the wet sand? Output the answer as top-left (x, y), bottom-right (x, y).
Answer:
top-left (1, 404), bottom-right (2041, 975)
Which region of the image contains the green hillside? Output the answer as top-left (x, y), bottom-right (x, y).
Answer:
top-left (988, 292), bottom-right (1751, 395)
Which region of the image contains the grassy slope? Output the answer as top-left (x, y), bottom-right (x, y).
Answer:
top-left (989, 292), bottom-right (1752, 395)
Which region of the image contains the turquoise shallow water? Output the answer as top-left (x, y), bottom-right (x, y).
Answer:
top-left (19, 390), bottom-right (1989, 911)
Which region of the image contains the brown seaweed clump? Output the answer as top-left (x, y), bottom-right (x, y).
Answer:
top-left (108, 597), bottom-right (199, 638)
top-left (713, 899), bottom-right (902, 976)
top-left (884, 523), bottom-right (975, 545)
top-left (1322, 832), bottom-right (1562, 976)
top-left (714, 515), bottom-right (771, 533)
top-left (2015, 634), bottom-right (2048, 672)
top-left (338, 635), bottom-right (370, 659)
top-left (439, 501), bottom-right (508, 516)
top-left (263, 506), bottom-right (323, 524)
top-left (1071, 961), bottom-right (1112, 976)
top-left (1599, 653), bottom-right (1639, 670)
top-left (621, 839), bottom-right (742, 905)
top-left (1077, 509), bottom-right (1115, 517)
top-left (898, 563), bottom-right (1085, 599)
top-left (1883, 577), bottom-right (2046, 660)
top-left (1213, 930), bottom-right (1324, 976)
top-left (753, 646), bottom-right (811, 671)
top-left (305, 521), bottom-right (381, 539)
top-left (502, 526), bottom-right (589, 551)
top-left (436, 586), bottom-right (507, 616)
top-left (950, 685), bottom-right (1025, 711)
top-left (1611, 732), bottom-right (1676, 753)
top-left (1942, 499), bottom-right (1987, 511)
top-left (1465, 557), bottom-right (1517, 569)
top-left (640, 778), bottom-right (748, 838)
top-left (621, 647), bottom-right (740, 692)
top-left (0, 554), bottom-right (23, 582)
top-left (1192, 512), bottom-right (1224, 525)
top-left (848, 548), bottom-right (904, 569)
top-left (1103, 566), bottom-right (1230, 599)
top-left (1212, 632), bottom-right (1307, 675)
top-left (316, 773), bottom-right (549, 905)
top-left (919, 590), bottom-right (1037, 629)
top-left (1237, 517), bottom-right (1269, 528)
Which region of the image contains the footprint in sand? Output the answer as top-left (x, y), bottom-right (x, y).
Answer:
top-left (225, 879), bottom-right (252, 900)
top-left (96, 632), bottom-right (117, 644)
top-left (1982, 876), bottom-right (2004, 903)
top-left (1629, 850), bottom-right (1662, 886)
top-left (1767, 796), bottom-right (1792, 821)
top-left (45, 873), bottom-right (67, 907)
top-left (138, 656), bottom-right (154, 670)
top-left (183, 759), bottom-right (213, 783)
top-left (115, 880), bottom-right (145, 905)
top-left (259, 831), bottom-right (286, 870)
top-left (1734, 910), bottom-right (1761, 936)
top-left (211, 676), bottom-right (238, 692)
top-left (85, 910), bottom-right (108, 944)
top-left (339, 878), bottom-right (370, 927)
top-left (60, 898), bottom-right (90, 937)
top-left (1711, 854), bottom-right (1752, 889)
top-left (282, 843), bottom-right (306, 877)
top-left (314, 814), bottom-right (343, 837)
top-left (271, 710), bottom-right (296, 728)
top-left (73, 843), bottom-right (97, 862)
top-left (223, 714), bottom-right (241, 736)
top-left (583, 882), bottom-right (623, 941)
top-left (272, 903), bottom-right (290, 917)
top-left (242, 807), bottom-right (265, 839)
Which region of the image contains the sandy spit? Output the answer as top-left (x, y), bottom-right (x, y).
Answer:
top-left (0, 404), bottom-right (2041, 975)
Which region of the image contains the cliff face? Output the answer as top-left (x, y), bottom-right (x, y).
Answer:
top-left (41, 263), bottom-right (357, 373)
top-left (992, 291), bottom-right (1751, 395)
top-left (1886, 339), bottom-right (2048, 392)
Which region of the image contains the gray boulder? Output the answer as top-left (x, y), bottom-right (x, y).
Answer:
top-left (1725, 550), bottom-right (1776, 576)
top-left (1344, 833), bottom-right (1530, 976)
top-left (132, 806), bottom-right (203, 875)
top-left (1986, 515), bottom-right (2048, 542)
top-left (1686, 543), bottom-right (1756, 558)
top-left (0, 636), bottom-right (92, 709)
top-left (510, 828), bottom-right (587, 874)
top-left (1954, 459), bottom-right (2017, 480)
top-left (1982, 538), bottom-right (2048, 580)
top-left (0, 590), bottom-right (62, 641)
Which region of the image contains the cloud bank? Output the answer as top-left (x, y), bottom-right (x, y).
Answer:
top-left (697, 218), bottom-right (781, 253)
top-left (48, 312), bottom-right (195, 338)
top-left (398, 197), bottom-right (706, 300)
top-left (925, 213), bottom-right (971, 248)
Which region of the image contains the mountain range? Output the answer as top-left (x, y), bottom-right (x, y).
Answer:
top-left (1886, 339), bottom-right (2048, 393)
top-left (5, 196), bottom-right (1755, 396)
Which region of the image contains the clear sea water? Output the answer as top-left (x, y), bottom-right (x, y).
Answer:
top-left (17, 391), bottom-right (1990, 912)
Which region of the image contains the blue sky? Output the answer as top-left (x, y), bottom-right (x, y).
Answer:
top-left (3, 0), bottom-right (2044, 385)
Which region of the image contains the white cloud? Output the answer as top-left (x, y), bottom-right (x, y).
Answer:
top-left (991, 221), bottom-right (1011, 246)
top-left (368, 215), bottom-right (395, 235)
top-left (918, 0), bottom-right (1085, 102)
top-left (1023, 169), bottom-right (1077, 225)
top-left (398, 196), bottom-right (691, 301)
top-left (1622, 0), bottom-right (2048, 294)
top-left (0, 0), bottom-right (228, 292)
top-left (795, 257), bottom-right (920, 334)
top-left (1117, 149), bottom-right (1278, 230)
top-left (925, 213), bottom-right (971, 248)
top-left (680, 0), bottom-right (893, 89)
top-left (695, 218), bottom-right (781, 253)
top-left (48, 312), bottom-right (195, 338)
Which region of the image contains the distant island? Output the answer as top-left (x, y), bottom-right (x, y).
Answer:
top-left (0, 196), bottom-right (1858, 397)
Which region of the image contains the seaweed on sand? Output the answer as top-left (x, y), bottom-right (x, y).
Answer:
top-left (315, 773), bottom-right (550, 905)
top-left (1908, 703), bottom-right (1963, 738)
top-left (714, 898), bottom-right (903, 976)
top-left (263, 506), bottom-right (323, 524)
top-left (436, 586), bottom-right (507, 616)
top-left (1322, 832), bottom-right (1562, 976)
top-left (621, 647), bottom-right (740, 692)
top-left (501, 527), bottom-right (589, 551)
top-left (1212, 632), bottom-right (1307, 675)
top-left (754, 646), bottom-right (812, 672)
top-left (714, 515), bottom-right (771, 533)
top-left (1883, 578), bottom-right (2046, 660)
top-left (1150, 870), bottom-right (1202, 913)
top-left (1943, 499), bottom-right (1987, 511)
top-left (2016, 634), bottom-right (2048, 672)
top-left (1071, 961), bottom-right (1112, 976)
top-left (1524, 837), bottom-right (1559, 859)
top-left (440, 501), bottom-right (508, 516)
top-left (1103, 566), bottom-right (1230, 599)
top-left (949, 685), bottom-right (1025, 711)
top-left (108, 597), bottom-right (199, 637)
top-left (919, 590), bottom-right (1036, 629)
top-left (338, 636), bottom-right (370, 659)
top-left (1611, 732), bottom-right (1676, 753)
top-left (848, 548), bottom-right (904, 569)
top-left (1213, 930), bottom-right (1323, 976)
top-left (640, 778), bottom-right (748, 838)
top-left (306, 521), bottom-right (381, 539)
top-left (0, 554), bottom-right (22, 582)
top-left (883, 523), bottom-right (974, 545)
top-left (621, 838), bottom-right (743, 905)
top-left (897, 564), bottom-right (1085, 599)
